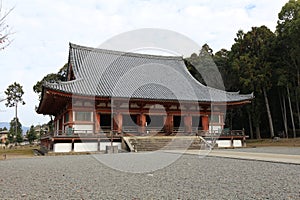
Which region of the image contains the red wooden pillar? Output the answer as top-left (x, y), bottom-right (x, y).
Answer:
top-left (164, 114), bottom-right (173, 134)
top-left (184, 115), bottom-right (192, 133)
top-left (95, 112), bottom-right (100, 133)
top-left (138, 114), bottom-right (146, 134)
top-left (202, 115), bottom-right (209, 131)
top-left (113, 113), bottom-right (123, 134)
top-left (69, 110), bottom-right (73, 123)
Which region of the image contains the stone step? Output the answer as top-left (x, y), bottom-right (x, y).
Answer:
top-left (128, 137), bottom-right (208, 152)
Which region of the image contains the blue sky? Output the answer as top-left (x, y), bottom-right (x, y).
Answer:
top-left (0, 0), bottom-right (288, 127)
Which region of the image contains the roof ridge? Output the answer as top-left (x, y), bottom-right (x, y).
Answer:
top-left (69, 42), bottom-right (183, 61)
top-left (43, 79), bottom-right (83, 87)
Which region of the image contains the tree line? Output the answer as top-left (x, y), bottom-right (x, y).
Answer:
top-left (186, 0), bottom-right (300, 138)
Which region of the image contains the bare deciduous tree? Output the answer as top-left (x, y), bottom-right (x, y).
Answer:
top-left (0, 1), bottom-right (14, 50)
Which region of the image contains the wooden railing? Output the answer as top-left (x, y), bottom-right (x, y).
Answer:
top-left (196, 129), bottom-right (245, 136)
top-left (41, 127), bottom-right (245, 138)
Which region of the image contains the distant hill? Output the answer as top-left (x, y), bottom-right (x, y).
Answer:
top-left (0, 122), bottom-right (10, 130)
top-left (0, 122), bottom-right (30, 134)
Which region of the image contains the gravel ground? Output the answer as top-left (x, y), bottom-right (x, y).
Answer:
top-left (218, 147), bottom-right (300, 155)
top-left (0, 153), bottom-right (299, 200)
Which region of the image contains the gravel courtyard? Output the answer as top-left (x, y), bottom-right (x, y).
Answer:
top-left (1, 152), bottom-right (299, 199)
top-left (218, 146), bottom-right (300, 155)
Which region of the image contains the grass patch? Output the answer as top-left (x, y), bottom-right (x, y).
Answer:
top-left (0, 145), bottom-right (37, 160)
top-left (246, 138), bottom-right (300, 147)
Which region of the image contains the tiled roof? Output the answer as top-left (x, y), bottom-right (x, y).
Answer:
top-left (44, 43), bottom-right (253, 103)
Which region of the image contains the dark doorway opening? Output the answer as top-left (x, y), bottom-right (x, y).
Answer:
top-left (173, 115), bottom-right (183, 132)
top-left (100, 113), bottom-right (111, 130)
top-left (146, 115), bottom-right (164, 127)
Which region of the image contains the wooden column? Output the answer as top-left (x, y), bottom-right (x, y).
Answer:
top-left (138, 114), bottom-right (146, 134)
top-left (59, 118), bottom-right (63, 134)
top-left (69, 110), bottom-right (73, 124)
top-left (202, 115), bottom-right (209, 131)
top-left (184, 115), bottom-right (192, 133)
top-left (164, 114), bottom-right (173, 134)
top-left (95, 112), bottom-right (100, 134)
top-left (113, 113), bottom-right (123, 134)
top-left (54, 117), bottom-right (58, 134)
top-left (220, 114), bottom-right (224, 129)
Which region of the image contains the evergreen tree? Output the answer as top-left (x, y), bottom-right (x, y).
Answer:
top-left (8, 117), bottom-right (23, 144)
top-left (275, 0), bottom-right (300, 138)
top-left (229, 26), bottom-right (276, 138)
top-left (33, 63), bottom-right (68, 99)
top-left (26, 125), bottom-right (37, 144)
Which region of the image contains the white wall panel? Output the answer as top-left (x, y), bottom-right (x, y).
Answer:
top-left (233, 140), bottom-right (242, 147)
top-left (54, 143), bottom-right (72, 152)
top-left (74, 143), bottom-right (98, 152)
top-left (216, 140), bottom-right (231, 147)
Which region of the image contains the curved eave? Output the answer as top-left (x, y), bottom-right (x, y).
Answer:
top-left (39, 80), bottom-right (254, 105)
top-left (36, 87), bottom-right (72, 116)
top-left (36, 87), bottom-right (253, 116)
top-left (41, 89), bottom-right (254, 105)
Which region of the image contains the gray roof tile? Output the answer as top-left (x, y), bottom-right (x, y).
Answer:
top-left (44, 43), bottom-right (253, 103)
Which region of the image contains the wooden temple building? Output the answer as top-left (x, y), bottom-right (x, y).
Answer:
top-left (36, 43), bottom-right (253, 152)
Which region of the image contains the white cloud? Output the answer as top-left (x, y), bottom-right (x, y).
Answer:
top-left (0, 0), bottom-right (288, 126)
